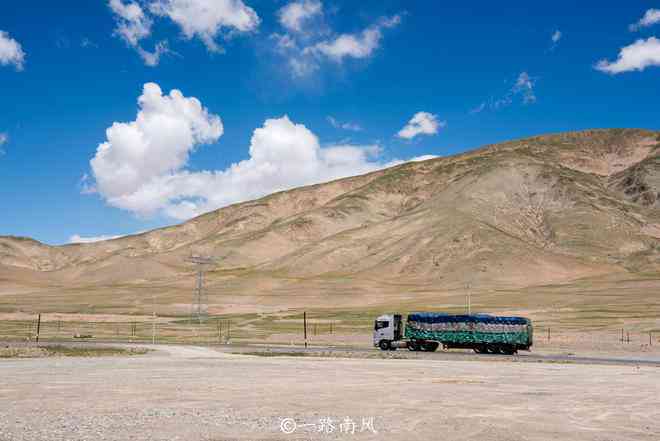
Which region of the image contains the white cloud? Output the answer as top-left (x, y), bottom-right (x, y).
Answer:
top-left (149, 0), bottom-right (260, 52)
top-left (549, 30), bottom-right (562, 51)
top-left (108, 0), bottom-right (257, 63)
top-left (81, 38), bottom-right (98, 49)
top-left (278, 0), bottom-right (322, 33)
top-left (596, 37), bottom-right (660, 74)
top-left (629, 9), bottom-right (660, 31)
top-left (551, 30), bottom-right (562, 43)
top-left (108, 0), bottom-right (170, 66)
top-left (397, 112), bottom-right (445, 140)
top-left (109, 0), bottom-right (152, 46)
top-left (306, 15), bottom-right (400, 62)
top-left (0, 30), bottom-right (25, 70)
top-left (79, 173), bottom-right (97, 195)
top-left (89, 83), bottom-right (407, 220)
top-left (0, 132), bottom-right (7, 155)
top-left (327, 116), bottom-right (362, 131)
top-left (90, 83), bottom-right (223, 216)
top-left (479, 71), bottom-right (537, 111)
top-left (272, 12), bottom-right (401, 77)
top-left (136, 40), bottom-right (171, 66)
top-left (513, 71), bottom-right (536, 104)
top-left (407, 154), bottom-right (438, 162)
top-left (69, 234), bottom-right (124, 244)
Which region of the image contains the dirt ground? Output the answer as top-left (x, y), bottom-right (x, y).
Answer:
top-left (1, 345), bottom-right (658, 441)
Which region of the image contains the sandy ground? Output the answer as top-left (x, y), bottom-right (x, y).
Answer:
top-left (1, 345), bottom-right (659, 441)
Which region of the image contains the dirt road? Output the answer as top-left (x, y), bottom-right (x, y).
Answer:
top-left (1, 344), bottom-right (658, 440)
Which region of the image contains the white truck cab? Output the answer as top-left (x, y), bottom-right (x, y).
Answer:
top-left (373, 314), bottom-right (402, 350)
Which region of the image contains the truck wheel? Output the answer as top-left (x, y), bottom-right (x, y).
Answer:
top-left (408, 342), bottom-right (418, 351)
top-left (379, 340), bottom-right (390, 351)
top-left (473, 345), bottom-right (487, 354)
top-left (486, 344), bottom-right (500, 354)
top-left (501, 345), bottom-right (516, 355)
top-left (424, 342), bottom-right (439, 352)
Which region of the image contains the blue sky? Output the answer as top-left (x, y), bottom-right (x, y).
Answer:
top-left (1, 1), bottom-right (659, 245)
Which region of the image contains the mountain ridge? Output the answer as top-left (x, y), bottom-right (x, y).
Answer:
top-left (2, 128), bottom-right (660, 301)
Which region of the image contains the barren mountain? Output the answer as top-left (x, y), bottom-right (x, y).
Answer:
top-left (2, 129), bottom-right (660, 315)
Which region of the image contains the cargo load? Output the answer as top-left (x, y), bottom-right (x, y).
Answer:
top-left (373, 312), bottom-right (533, 354)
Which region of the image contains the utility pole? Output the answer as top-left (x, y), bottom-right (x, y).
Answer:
top-left (185, 255), bottom-right (216, 324)
top-left (465, 283), bottom-right (472, 315)
top-left (35, 313), bottom-right (41, 344)
top-left (303, 311), bottom-right (308, 349)
top-left (152, 295), bottom-right (156, 345)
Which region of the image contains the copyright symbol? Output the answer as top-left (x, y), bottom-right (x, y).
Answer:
top-left (280, 417), bottom-right (297, 434)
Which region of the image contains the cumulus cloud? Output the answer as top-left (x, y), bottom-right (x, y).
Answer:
top-left (69, 234), bottom-right (124, 244)
top-left (89, 83), bottom-right (408, 220)
top-left (327, 116), bottom-right (362, 131)
top-left (0, 30), bottom-right (25, 70)
top-left (397, 112), bottom-right (445, 140)
top-left (278, 0), bottom-right (322, 33)
top-left (149, 0), bottom-right (260, 52)
top-left (595, 37), bottom-right (660, 74)
top-left (90, 83), bottom-right (223, 217)
top-left (629, 9), bottom-right (660, 31)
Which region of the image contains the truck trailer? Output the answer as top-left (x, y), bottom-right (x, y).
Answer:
top-left (373, 312), bottom-right (533, 354)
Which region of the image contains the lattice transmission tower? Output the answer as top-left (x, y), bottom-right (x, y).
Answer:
top-left (186, 255), bottom-right (216, 324)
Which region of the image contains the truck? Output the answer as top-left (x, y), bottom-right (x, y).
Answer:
top-left (373, 312), bottom-right (533, 355)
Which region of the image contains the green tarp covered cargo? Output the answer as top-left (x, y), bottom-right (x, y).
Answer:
top-left (405, 312), bottom-right (533, 348)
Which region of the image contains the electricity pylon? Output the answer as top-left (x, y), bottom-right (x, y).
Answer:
top-left (186, 255), bottom-right (216, 324)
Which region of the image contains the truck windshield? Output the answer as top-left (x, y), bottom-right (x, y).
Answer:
top-left (375, 320), bottom-right (389, 330)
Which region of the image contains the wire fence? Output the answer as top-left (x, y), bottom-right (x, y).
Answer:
top-left (0, 314), bottom-right (348, 346)
top-left (0, 313), bottom-right (658, 350)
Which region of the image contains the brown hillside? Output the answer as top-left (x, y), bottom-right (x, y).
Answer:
top-left (2, 128), bottom-right (660, 316)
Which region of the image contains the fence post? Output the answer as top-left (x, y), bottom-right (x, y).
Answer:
top-left (35, 313), bottom-right (41, 344)
top-left (650, 331), bottom-right (653, 346)
top-left (626, 332), bottom-right (630, 344)
top-left (303, 312), bottom-right (308, 349)
top-left (547, 328), bottom-right (550, 342)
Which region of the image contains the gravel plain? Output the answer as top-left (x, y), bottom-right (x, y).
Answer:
top-left (1, 344), bottom-right (659, 441)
